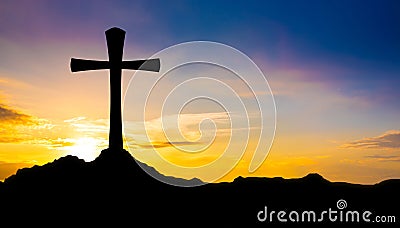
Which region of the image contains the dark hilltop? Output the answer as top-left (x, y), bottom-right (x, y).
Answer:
top-left (0, 148), bottom-right (398, 226)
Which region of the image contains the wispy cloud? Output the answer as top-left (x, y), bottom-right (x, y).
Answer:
top-left (0, 105), bottom-right (107, 152)
top-left (133, 141), bottom-right (202, 149)
top-left (364, 155), bottom-right (400, 162)
top-left (341, 130), bottom-right (400, 149)
top-left (125, 112), bottom-right (231, 143)
top-left (64, 117), bottom-right (108, 135)
top-left (44, 138), bottom-right (75, 148)
top-left (0, 104), bottom-right (35, 125)
top-left (0, 103), bottom-right (54, 143)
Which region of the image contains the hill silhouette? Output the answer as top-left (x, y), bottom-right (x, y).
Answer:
top-left (0, 148), bottom-right (399, 226)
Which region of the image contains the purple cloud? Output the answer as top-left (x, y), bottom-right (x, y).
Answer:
top-left (342, 130), bottom-right (400, 149)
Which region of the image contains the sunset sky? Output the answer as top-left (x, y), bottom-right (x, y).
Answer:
top-left (1, 0), bottom-right (399, 184)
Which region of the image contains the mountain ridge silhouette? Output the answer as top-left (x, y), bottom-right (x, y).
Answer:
top-left (2, 148), bottom-right (204, 189)
top-left (0, 148), bottom-right (398, 226)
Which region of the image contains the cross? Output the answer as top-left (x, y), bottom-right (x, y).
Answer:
top-left (70, 27), bottom-right (160, 150)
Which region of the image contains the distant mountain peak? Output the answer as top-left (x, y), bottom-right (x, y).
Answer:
top-left (303, 173), bottom-right (327, 182)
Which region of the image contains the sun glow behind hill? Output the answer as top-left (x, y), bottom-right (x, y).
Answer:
top-left (62, 137), bottom-right (103, 161)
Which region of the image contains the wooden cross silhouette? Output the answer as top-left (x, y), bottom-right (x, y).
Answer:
top-left (70, 27), bottom-right (160, 150)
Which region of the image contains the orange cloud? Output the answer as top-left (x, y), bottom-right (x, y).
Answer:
top-left (0, 103), bottom-right (38, 143)
top-left (0, 104), bottom-right (35, 125)
top-left (0, 103), bottom-right (54, 144)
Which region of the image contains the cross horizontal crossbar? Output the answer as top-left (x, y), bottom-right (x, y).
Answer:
top-left (70, 58), bottom-right (160, 72)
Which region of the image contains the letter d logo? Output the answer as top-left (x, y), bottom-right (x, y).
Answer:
top-left (257, 206), bottom-right (268, 222)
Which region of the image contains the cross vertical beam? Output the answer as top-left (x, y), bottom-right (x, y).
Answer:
top-left (70, 27), bottom-right (160, 150)
top-left (106, 28), bottom-right (124, 149)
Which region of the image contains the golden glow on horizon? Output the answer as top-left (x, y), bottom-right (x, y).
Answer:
top-left (0, 124), bottom-right (399, 184)
top-left (0, 71), bottom-right (399, 184)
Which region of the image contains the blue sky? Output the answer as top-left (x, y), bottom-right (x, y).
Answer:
top-left (2, 0), bottom-right (399, 107)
